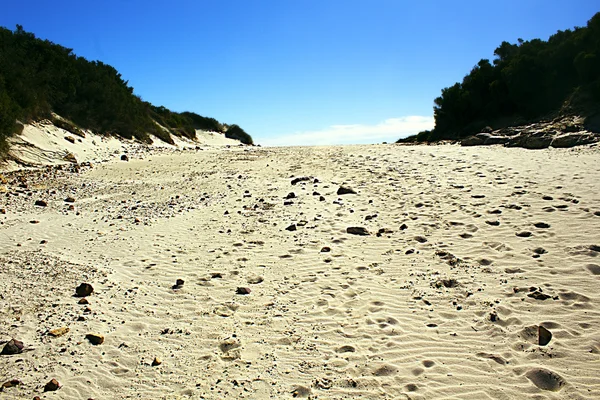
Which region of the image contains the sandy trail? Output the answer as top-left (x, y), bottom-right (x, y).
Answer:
top-left (1, 144), bottom-right (599, 399)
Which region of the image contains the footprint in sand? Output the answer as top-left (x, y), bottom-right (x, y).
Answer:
top-left (525, 368), bottom-right (566, 391)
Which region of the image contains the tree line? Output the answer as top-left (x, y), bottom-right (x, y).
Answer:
top-left (400, 12), bottom-right (600, 143)
top-left (0, 25), bottom-right (252, 157)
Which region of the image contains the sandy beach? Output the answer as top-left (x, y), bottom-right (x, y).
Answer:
top-left (1, 141), bottom-right (600, 399)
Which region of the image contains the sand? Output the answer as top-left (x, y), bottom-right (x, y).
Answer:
top-left (1, 140), bottom-right (599, 399)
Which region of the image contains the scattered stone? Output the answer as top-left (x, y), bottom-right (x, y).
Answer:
top-left (236, 287), bottom-right (251, 295)
top-left (75, 283), bottom-right (94, 297)
top-left (320, 246), bottom-right (331, 252)
top-left (64, 152), bottom-right (77, 163)
top-left (44, 379), bottom-right (60, 392)
top-left (335, 345), bottom-right (356, 353)
top-left (485, 220), bottom-right (500, 226)
top-left (152, 357), bottom-right (162, 366)
top-left (1, 339), bottom-right (24, 355)
top-left (539, 326), bottom-right (552, 346)
top-left (319, 196), bottom-right (325, 201)
top-left (85, 333), bottom-right (104, 345)
top-left (291, 176), bottom-right (311, 185)
top-left (376, 228), bottom-right (393, 236)
top-left (1, 379), bottom-right (21, 390)
top-left (64, 196), bottom-right (75, 203)
top-left (172, 279), bottom-right (184, 290)
top-left (435, 279), bottom-right (459, 289)
top-left (285, 192), bottom-right (296, 199)
top-left (414, 236), bottom-right (428, 243)
top-left (528, 290), bottom-right (551, 301)
top-left (399, 223), bottom-right (408, 230)
top-left (64, 136), bottom-right (75, 144)
top-left (516, 231), bottom-right (532, 238)
top-left (121, 154), bottom-right (129, 161)
top-left (247, 275), bottom-right (264, 284)
top-left (29, 220), bottom-right (40, 224)
top-left (347, 227), bottom-right (369, 236)
top-left (34, 200), bottom-right (47, 207)
top-left (78, 298), bottom-right (89, 305)
top-left (285, 224), bottom-right (297, 231)
top-left (534, 222), bottom-right (551, 229)
top-left (48, 327), bottom-right (70, 337)
top-left (337, 186), bottom-right (357, 195)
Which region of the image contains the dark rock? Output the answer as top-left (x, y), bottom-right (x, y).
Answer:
top-left (121, 154), bottom-right (129, 161)
top-left (346, 227), bottom-right (369, 236)
top-left (319, 196), bottom-right (325, 201)
top-left (1, 379), bottom-right (21, 390)
top-left (64, 196), bottom-right (75, 203)
top-left (507, 132), bottom-right (553, 149)
top-left (44, 379), bottom-right (60, 392)
top-left (539, 326), bottom-right (552, 346)
top-left (337, 186), bottom-right (357, 195)
top-left (528, 291), bottom-right (551, 301)
top-left (551, 132), bottom-right (598, 148)
top-left (461, 135), bottom-right (485, 146)
top-left (152, 357), bottom-right (162, 366)
top-left (485, 220), bottom-right (500, 226)
top-left (236, 287), bottom-right (251, 295)
top-left (534, 222), bottom-right (550, 229)
top-left (85, 333), bottom-right (104, 345)
top-left (516, 231), bottom-right (532, 238)
top-left (399, 223), bottom-right (408, 230)
top-left (435, 279), bottom-right (459, 289)
top-left (285, 224), bottom-right (297, 231)
top-left (285, 192), bottom-right (296, 199)
top-left (291, 176), bottom-right (311, 185)
top-left (414, 236), bottom-right (428, 243)
top-left (1, 339), bottom-right (24, 355)
top-left (172, 279), bottom-right (184, 290)
top-left (34, 200), bottom-right (47, 207)
top-left (320, 246), bottom-right (331, 252)
top-left (75, 283), bottom-right (94, 297)
top-left (64, 136), bottom-right (75, 144)
top-left (78, 298), bottom-right (89, 305)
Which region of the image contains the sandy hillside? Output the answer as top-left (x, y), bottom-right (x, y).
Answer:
top-left (1, 143), bottom-right (599, 399)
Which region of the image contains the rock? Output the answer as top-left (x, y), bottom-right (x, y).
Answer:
top-left (399, 223), bottom-right (408, 230)
top-left (435, 279), bottom-right (459, 289)
top-left (63, 152), bottom-right (78, 163)
top-left (64, 196), bottom-right (75, 203)
top-left (236, 287), bottom-right (251, 295)
top-left (551, 132), bottom-right (598, 148)
top-left (337, 186), bottom-right (357, 195)
top-left (121, 154), bottom-right (129, 161)
top-left (528, 290), bottom-right (551, 301)
top-left (285, 224), bottom-right (297, 231)
top-left (346, 227), bottom-right (369, 236)
top-left (534, 222), bottom-right (550, 229)
top-left (152, 357), bottom-right (162, 366)
top-left (1, 339), bottom-right (24, 355)
top-left (44, 379), bottom-right (60, 392)
top-left (85, 333), bottom-right (104, 345)
top-left (320, 246), bottom-right (331, 252)
top-left (516, 231), bottom-right (532, 237)
top-left (414, 236), bottom-right (428, 243)
top-left (75, 283), bottom-right (94, 297)
top-left (172, 279), bottom-right (184, 290)
top-left (48, 327), bottom-right (70, 337)
top-left (34, 200), bottom-right (47, 207)
top-left (319, 196), bottom-right (325, 201)
top-left (507, 132), bottom-right (553, 149)
top-left (291, 176), bottom-right (311, 185)
top-left (78, 298), bottom-right (89, 305)
top-left (539, 326), bottom-right (552, 346)
top-left (64, 136), bottom-right (75, 144)
top-left (285, 192), bottom-right (296, 199)
top-left (461, 135), bottom-right (485, 146)
top-left (247, 275), bottom-right (264, 284)
top-left (1, 379), bottom-right (21, 390)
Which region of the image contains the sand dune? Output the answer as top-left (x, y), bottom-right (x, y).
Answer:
top-left (1, 142), bottom-right (599, 399)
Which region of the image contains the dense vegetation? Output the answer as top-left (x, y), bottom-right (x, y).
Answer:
top-left (400, 12), bottom-right (600, 143)
top-left (0, 25), bottom-right (253, 156)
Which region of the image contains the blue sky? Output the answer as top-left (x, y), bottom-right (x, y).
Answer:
top-left (1, 1), bottom-right (598, 145)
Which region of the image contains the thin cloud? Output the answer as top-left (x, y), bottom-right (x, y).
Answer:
top-left (261, 116), bottom-right (434, 146)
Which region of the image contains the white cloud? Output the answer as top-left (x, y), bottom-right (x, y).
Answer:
top-left (260, 116), bottom-right (434, 146)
